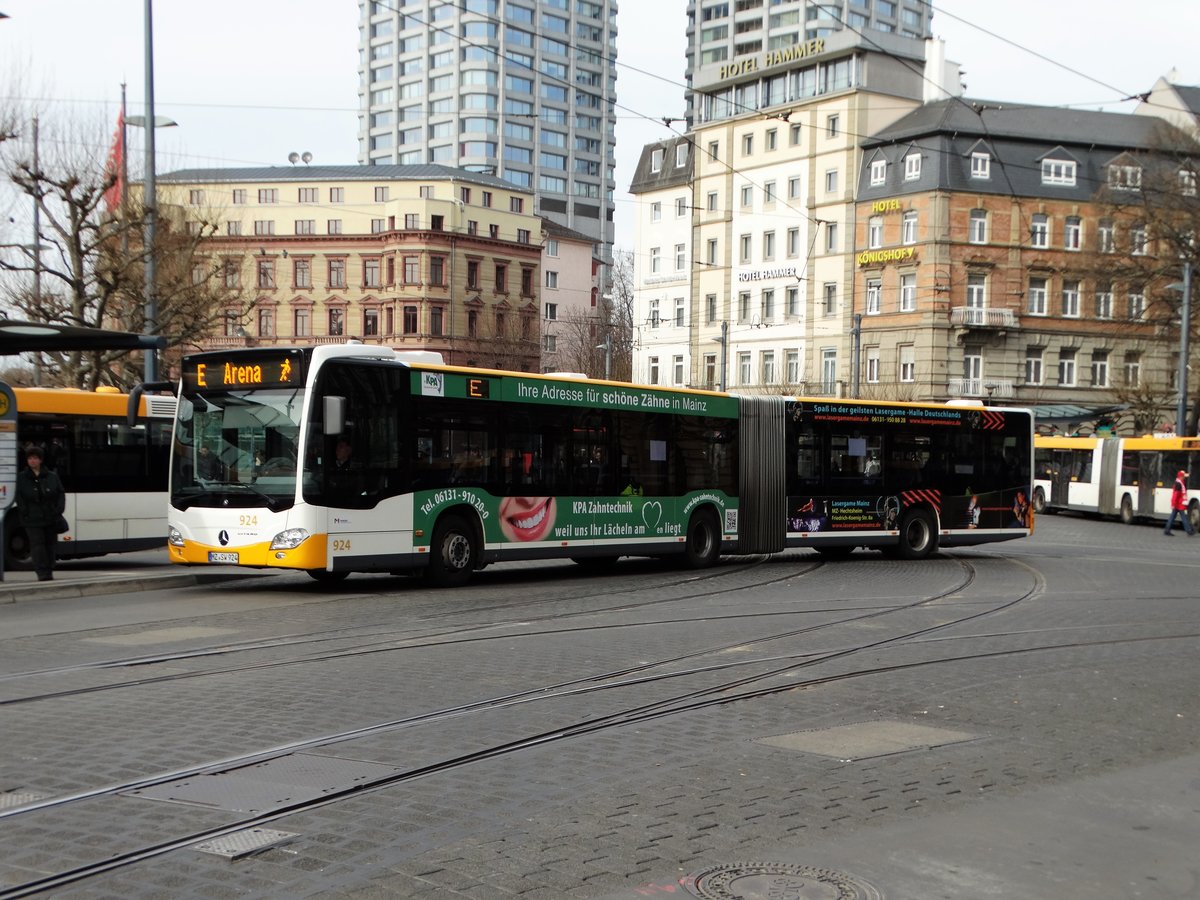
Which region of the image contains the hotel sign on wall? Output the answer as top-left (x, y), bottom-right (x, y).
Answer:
top-left (857, 247), bottom-right (917, 267)
top-left (737, 265), bottom-right (799, 283)
top-left (718, 39), bottom-right (826, 80)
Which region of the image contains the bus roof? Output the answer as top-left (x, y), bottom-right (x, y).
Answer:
top-left (14, 386), bottom-right (174, 419)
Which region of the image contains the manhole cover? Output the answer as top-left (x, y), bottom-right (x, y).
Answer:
top-left (193, 827), bottom-right (298, 859)
top-left (684, 862), bottom-right (882, 899)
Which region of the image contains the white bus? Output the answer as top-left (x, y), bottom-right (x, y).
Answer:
top-left (1033, 434), bottom-right (1199, 526)
top-left (5, 387), bottom-right (175, 569)
top-left (164, 345), bottom-right (1035, 586)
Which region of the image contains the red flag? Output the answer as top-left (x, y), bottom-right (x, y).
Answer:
top-left (103, 109), bottom-right (124, 212)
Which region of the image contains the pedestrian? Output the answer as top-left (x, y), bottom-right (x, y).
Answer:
top-left (1163, 469), bottom-right (1195, 536)
top-left (15, 444), bottom-right (67, 581)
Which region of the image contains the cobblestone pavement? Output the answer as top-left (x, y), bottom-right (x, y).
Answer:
top-left (1, 514), bottom-right (1198, 899)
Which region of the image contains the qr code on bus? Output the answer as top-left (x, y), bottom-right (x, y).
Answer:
top-left (724, 509), bottom-right (738, 533)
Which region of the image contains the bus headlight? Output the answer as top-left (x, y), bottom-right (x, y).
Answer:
top-left (270, 528), bottom-right (310, 550)
top-left (168, 527), bottom-right (185, 547)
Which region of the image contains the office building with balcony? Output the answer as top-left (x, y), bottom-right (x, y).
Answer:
top-left (683, 0), bottom-right (933, 126)
top-left (157, 165), bottom-right (544, 372)
top-left (631, 30), bottom-right (959, 393)
top-left (357, 0), bottom-right (618, 271)
top-left (852, 99), bottom-right (1191, 411)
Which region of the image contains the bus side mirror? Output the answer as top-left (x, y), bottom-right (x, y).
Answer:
top-left (324, 396), bottom-right (346, 436)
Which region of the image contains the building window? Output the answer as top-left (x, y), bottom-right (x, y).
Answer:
top-left (1130, 223), bottom-right (1148, 255)
top-left (765, 128), bottom-right (777, 151)
top-left (371, 218), bottom-right (386, 233)
top-left (232, 189), bottom-right (246, 205)
top-left (467, 260), bottom-right (480, 289)
top-left (824, 222), bottom-right (838, 253)
top-left (1123, 352), bottom-right (1141, 387)
top-left (544, 302), bottom-right (557, 321)
top-left (823, 282), bottom-right (837, 316)
top-left (789, 123), bottom-right (801, 145)
top-left (294, 308), bottom-right (310, 337)
top-left (1095, 284), bottom-right (1113, 319)
top-left (544, 333), bottom-right (556, 352)
top-left (545, 270), bottom-right (558, 288)
top-left (785, 349), bottom-right (799, 384)
top-left (821, 348), bottom-right (837, 393)
top-left (430, 256), bottom-right (446, 286)
top-left (650, 246), bottom-right (662, 273)
top-left (1098, 219), bottom-right (1115, 253)
top-left (649, 298), bottom-right (660, 327)
top-left (737, 292), bottom-right (750, 322)
top-left (517, 228), bottom-right (530, 244)
top-left (222, 260), bottom-right (240, 288)
top-left (676, 143), bottom-right (688, 167)
top-left (742, 133), bottom-right (753, 156)
top-left (328, 258), bottom-right (346, 288)
top-left (294, 219), bottom-right (315, 235)
top-left (189, 189), bottom-right (204, 205)
top-left (673, 355), bottom-right (685, 385)
top-left (1108, 164), bottom-right (1142, 191)
top-left (764, 181), bottom-right (776, 203)
top-left (826, 114), bottom-right (839, 138)
top-left (467, 310), bottom-right (478, 337)
top-left (258, 189), bottom-right (278, 204)
top-left (968, 209), bottom-right (987, 244)
top-left (867, 216), bottom-right (883, 249)
top-left (364, 258), bottom-right (381, 288)
top-left (865, 278), bottom-right (881, 315)
top-left (761, 351), bottom-right (775, 384)
top-left (786, 285), bottom-right (799, 317)
top-left (253, 220), bottom-right (275, 236)
top-left (327, 219), bottom-right (342, 235)
top-left (1058, 349), bottom-right (1077, 386)
top-left (510, 196), bottom-right (524, 213)
top-left (762, 231), bottom-right (775, 260)
top-left (966, 273), bottom-right (986, 308)
top-left (708, 140), bottom-right (719, 160)
top-left (1091, 351), bottom-right (1109, 387)
top-left (329, 187), bottom-right (344, 203)
top-left (707, 191), bottom-right (718, 211)
top-left (1028, 277), bottom-right (1047, 315)
top-left (787, 227), bottom-right (799, 258)
top-left (363, 308), bottom-right (379, 336)
top-left (651, 201), bottom-right (662, 222)
top-left (904, 153), bottom-right (921, 180)
top-left (1041, 159), bottom-right (1077, 186)
top-left (403, 305), bottom-right (418, 334)
top-left (869, 159), bottom-right (886, 186)
top-left (648, 356), bottom-right (660, 384)
top-left (293, 258), bottom-right (311, 289)
top-left (1025, 348), bottom-right (1043, 385)
top-left (706, 238), bottom-right (718, 266)
top-left (521, 268), bottom-right (533, 295)
top-left (257, 307), bottom-right (273, 336)
top-left (971, 152), bottom-right (991, 179)
top-left (739, 352), bottom-right (752, 386)
top-left (1128, 289), bottom-right (1146, 319)
top-left (257, 259), bottom-right (275, 289)
top-left (1064, 216), bottom-right (1082, 251)
top-left (675, 243), bottom-right (686, 270)
top-left (1062, 280), bottom-right (1080, 317)
top-left (899, 345), bottom-right (915, 382)
top-left (328, 308), bottom-right (345, 336)
top-left (901, 211), bottom-right (918, 245)
top-left (706, 293), bottom-right (717, 323)
top-left (740, 185), bottom-right (753, 208)
top-left (650, 148), bottom-right (664, 172)
top-left (900, 272), bottom-right (916, 311)
top-left (226, 221), bottom-right (242, 236)
top-left (1030, 214), bottom-right (1049, 249)
top-left (676, 196), bottom-right (688, 217)
top-left (866, 347), bottom-right (880, 384)
top-left (739, 234), bottom-right (751, 263)
top-left (824, 169), bottom-right (838, 194)
top-left (495, 263), bottom-right (507, 292)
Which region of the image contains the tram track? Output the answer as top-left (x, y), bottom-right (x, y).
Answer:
top-left (6, 554), bottom-right (1200, 898)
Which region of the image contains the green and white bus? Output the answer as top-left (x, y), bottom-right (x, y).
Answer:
top-left (166, 344), bottom-right (1034, 585)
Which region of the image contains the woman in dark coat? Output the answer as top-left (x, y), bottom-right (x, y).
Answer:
top-left (16, 444), bottom-right (66, 581)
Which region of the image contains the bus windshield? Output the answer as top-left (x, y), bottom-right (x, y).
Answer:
top-left (172, 387), bottom-right (305, 511)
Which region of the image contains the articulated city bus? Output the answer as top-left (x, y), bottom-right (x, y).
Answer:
top-left (6, 387), bottom-right (176, 569)
top-left (1034, 434), bottom-right (1200, 526)
top-left (165, 345), bottom-right (1034, 585)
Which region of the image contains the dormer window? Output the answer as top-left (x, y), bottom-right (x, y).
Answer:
top-left (869, 159), bottom-right (886, 186)
top-left (675, 144), bottom-right (688, 167)
top-left (1041, 159), bottom-right (1076, 186)
top-left (650, 148), bottom-right (664, 173)
top-left (1108, 164), bottom-right (1142, 191)
top-left (904, 153), bottom-right (921, 180)
top-left (970, 152), bottom-right (991, 179)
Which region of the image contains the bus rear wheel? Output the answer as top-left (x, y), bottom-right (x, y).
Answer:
top-left (1120, 494), bottom-right (1135, 525)
top-left (683, 509), bottom-right (721, 569)
top-left (1033, 487), bottom-right (1046, 514)
top-left (1188, 499), bottom-right (1200, 532)
top-left (897, 508), bottom-right (937, 560)
top-left (425, 514), bottom-right (477, 588)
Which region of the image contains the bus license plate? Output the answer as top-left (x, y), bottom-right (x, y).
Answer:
top-left (208, 551), bottom-right (239, 564)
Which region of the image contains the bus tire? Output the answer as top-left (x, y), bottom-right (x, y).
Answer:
top-left (307, 569), bottom-right (349, 583)
top-left (1120, 493), bottom-right (1135, 525)
top-left (897, 508), bottom-right (937, 560)
top-left (425, 514), bottom-right (477, 588)
top-left (3, 525), bottom-right (33, 571)
top-left (1188, 499), bottom-right (1200, 532)
top-left (1033, 487), bottom-right (1046, 514)
top-left (683, 508), bottom-right (721, 569)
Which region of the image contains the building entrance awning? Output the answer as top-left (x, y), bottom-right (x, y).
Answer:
top-left (1029, 404), bottom-right (1126, 426)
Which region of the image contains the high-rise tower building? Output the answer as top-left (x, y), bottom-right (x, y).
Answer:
top-left (683, 0), bottom-right (933, 125)
top-left (357, 0), bottom-right (618, 268)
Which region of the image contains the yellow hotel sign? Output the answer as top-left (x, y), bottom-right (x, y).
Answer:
top-left (857, 247), bottom-right (918, 266)
top-left (718, 39), bottom-right (826, 80)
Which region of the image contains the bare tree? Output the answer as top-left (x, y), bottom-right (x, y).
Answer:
top-left (600, 249), bottom-right (635, 381)
top-left (0, 117), bottom-right (247, 388)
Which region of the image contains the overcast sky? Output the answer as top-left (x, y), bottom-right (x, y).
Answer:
top-left (1, 1), bottom-right (1196, 252)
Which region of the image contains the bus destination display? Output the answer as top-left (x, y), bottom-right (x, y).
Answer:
top-left (183, 352), bottom-right (305, 392)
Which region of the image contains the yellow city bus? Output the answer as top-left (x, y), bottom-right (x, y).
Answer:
top-left (5, 387), bottom-right (176, 569)
top-left (1033, 434), bottom-right (1200, 526)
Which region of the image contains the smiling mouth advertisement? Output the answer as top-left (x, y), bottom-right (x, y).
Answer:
top-left (416, 489), bottom-right (733, 545)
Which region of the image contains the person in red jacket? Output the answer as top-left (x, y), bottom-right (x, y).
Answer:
top-left (1163, 469), bottom-right (1195, 536)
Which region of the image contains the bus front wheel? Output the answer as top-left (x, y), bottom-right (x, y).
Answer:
top-left (307, 569), bottom-right (349, 583)
top-left (1033, 487), bottom-right (1046, 514)
top-left (1188, 499), bottom-right (1200, 532)
top-left (3, 525), bottom-right (32, 571)
top-left (897, 508), bottom-right (937, 560)
top-left (426, 514), bottom-right (477, 588)
top-left (683, 509), bottom-right (721, 569)
top-left (1120, 494), bottom-right (1135, 525)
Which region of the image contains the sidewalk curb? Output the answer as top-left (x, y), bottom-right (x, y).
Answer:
top-left (0, 571), bottom-right (267, 605)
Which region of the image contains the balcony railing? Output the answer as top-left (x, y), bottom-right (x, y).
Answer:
top-left (950, 307), bottom-right (1018, 328)
top-left (948, 378), bottom-right (1015, 399)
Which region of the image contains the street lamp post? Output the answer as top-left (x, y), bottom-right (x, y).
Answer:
top-left (142, 0), bottom-right (159, 382)
top-left (1169, 261), bottom-right (1193, 435)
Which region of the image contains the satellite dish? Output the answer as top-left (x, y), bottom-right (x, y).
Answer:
top-left (301, 151), bottom-right (313, 164)
top-left (288, 152), bottom-right (300, 164)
